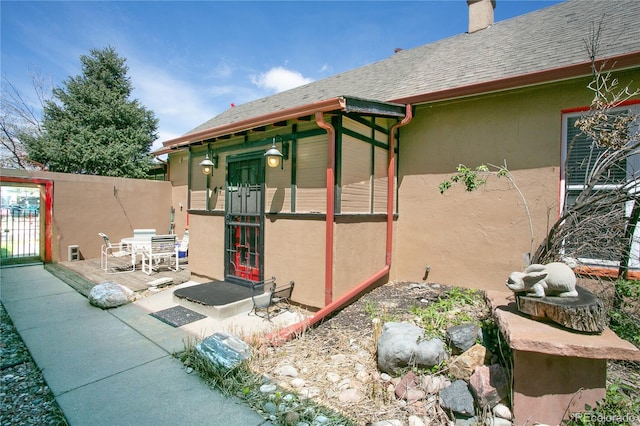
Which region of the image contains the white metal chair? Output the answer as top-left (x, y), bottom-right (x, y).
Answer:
top-left (99, 233), bottom-right (134, 273)
top-left (141, 234), bottom-right (178, 275)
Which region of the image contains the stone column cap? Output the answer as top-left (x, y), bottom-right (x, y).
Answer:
top-left (486, 290), bottom-right (640, 361)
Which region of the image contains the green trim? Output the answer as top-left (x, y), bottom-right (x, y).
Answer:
top-left (370, 117), bottom-right (376, 213)
top-left (187, 148), bottom-right (192, 209)
top-left (342, 126), bottom-right (390, 150)
top-left (343, 112), bottom-right (390, 135)
top-left (291, 124), bottom-right (297, 213)
top-left (333, 115), bottom-right (342, 214)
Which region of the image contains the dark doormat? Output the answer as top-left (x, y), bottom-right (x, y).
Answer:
top-left (150, 305), bottom-right (207, 327)
top-left (173, 281), bottom-right (255, 306)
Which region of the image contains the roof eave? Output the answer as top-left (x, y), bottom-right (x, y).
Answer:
top-left (155, 96), bottom-right (408, 156)
top-left (156, 97), bottom-right (347, 155)
top-left (391, 51), bottom-right (640, 105)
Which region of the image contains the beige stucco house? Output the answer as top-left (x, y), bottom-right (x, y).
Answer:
top-left (157, 0), bottom-right (640, 310)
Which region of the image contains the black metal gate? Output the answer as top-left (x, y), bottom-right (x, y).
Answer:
top-left (225, 156), bottom-right (264, 286)
top-left (1, 207), bottom-right (41, 262)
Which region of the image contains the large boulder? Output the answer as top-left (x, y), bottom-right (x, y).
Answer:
top-left (377, 322), bottom-right (447, 375)
top-left (196, 332), bottom-right (251, 369)
top-left (89, 281), bottom-right (135, 309)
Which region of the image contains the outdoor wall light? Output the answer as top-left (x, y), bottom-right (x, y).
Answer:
top-left (265, 137), bottom-right (289, 169)
top-left (199, 152), bottom-right (218, 175)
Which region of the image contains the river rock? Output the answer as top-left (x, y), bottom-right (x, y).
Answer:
top-left (196, 332), bottom-right (251, 369)
top-left (88, 281), bottom-right (135, 308)
top-left (377, 322), bottom-right (447, 375)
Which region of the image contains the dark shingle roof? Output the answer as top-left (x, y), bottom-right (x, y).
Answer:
top-left (188, 0), bottom-right (640, 135)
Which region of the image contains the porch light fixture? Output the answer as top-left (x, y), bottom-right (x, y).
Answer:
top-left (265, 137), bottom-right (289, 169)
top-left (199, 153), bottom-right (218, 175)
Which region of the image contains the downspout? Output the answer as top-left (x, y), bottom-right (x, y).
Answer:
top-left (269, 104), bottom-right (413, 345)
top-left (315, 111), bottom-right (336, 306)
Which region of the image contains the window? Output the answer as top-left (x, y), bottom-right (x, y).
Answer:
top-left (561, 104), bottom-right (640, 268)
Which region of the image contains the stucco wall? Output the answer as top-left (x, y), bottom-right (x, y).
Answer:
top-left (392, 74), bottom-right (636, 290)
top-left (264, 217), bottom-right (325, 307)
top-left (168, 152), bottom-right (189, 237)
top-left (187, 213), bottom-right (225, 281)
top-left (333, 217), bottom-right (387, 299)
top-left (1, 169), bottom-right (172, 262)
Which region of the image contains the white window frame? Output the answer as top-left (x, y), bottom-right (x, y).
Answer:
top-left (560, 104), bottom-right (640, 270)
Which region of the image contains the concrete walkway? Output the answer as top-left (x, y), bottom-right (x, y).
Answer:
top-left (0, 265), bottom-right (267, 426)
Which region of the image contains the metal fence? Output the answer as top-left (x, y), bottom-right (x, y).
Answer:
top-left (1, 209), bottom-right (40, 260)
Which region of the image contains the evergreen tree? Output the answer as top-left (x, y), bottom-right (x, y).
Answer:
top-left (25, 46), bottom-right (158, 178)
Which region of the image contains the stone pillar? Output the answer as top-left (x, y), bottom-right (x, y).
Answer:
top-left (512, 350), bottom-right (606, 425)
top-left (486, 291), bottom-right (640, 426)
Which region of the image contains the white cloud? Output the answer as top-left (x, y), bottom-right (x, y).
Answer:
top-left (250, 67), bottom-right (313, 93)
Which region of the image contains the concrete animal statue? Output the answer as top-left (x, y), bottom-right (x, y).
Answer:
top-left (506, 262), bottom-right (578, 298)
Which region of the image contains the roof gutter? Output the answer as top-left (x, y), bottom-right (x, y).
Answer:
top-left (315, 112), bottom-right (336, 306)
top-left (268, 104), bottom-right (413, 345)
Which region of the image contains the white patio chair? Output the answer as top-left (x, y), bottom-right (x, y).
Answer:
top-left (98, 233), bottom-right (134, 273)
top-left (141, 234), bottom-right (178, 275)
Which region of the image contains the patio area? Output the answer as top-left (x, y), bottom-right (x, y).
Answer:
top-left (51, 259), bottom-right (310, 339)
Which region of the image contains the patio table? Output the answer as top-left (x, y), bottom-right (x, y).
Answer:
top-left (121, 236), bottom-right (152, 269)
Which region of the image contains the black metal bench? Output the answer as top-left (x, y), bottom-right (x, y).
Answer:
top-left (249, 277), bottom-right (295, 320)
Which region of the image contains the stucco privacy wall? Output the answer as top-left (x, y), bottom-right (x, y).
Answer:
top-left (392, 72), bottom-right (640, 290)
top-left (1, 168), bottom-right (172, 262)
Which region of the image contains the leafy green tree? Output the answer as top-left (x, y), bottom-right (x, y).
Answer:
top-left (25, 46), bottom-right (158, 178)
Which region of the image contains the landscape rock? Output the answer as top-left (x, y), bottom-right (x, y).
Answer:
top-left (260, 384), bottom-right (277, 393)
top-left (492, 403), bottom-right (512, 420)
top-left (420, 374), bottom-right (451, 394)
top-left (439, 380), bottom-right (475, 417)
top-left (408, 415), bottom-right (426, 426)
top-left (290, 378), bottom-right (306, 388)
top-left (338, 388), bottom-right (363, 404)
top-left (469, 364), bottom-right (510, 408)
top-left (448, 343), bottom-right (491, 381)
top-left (377, 322), bottom-right (447, 375)
top-left (196, 332), bottom-right (251, 369)
top-left (484, 416), bottom-right (513, 426)
top-left (274, 364), bottom-right (299, 377)
top-left (370, 420), bottom-right (403, 426)
top-left (88, 281), bottom-right (135, 308)
top-left (395, 372), bottom-right (426, 402)
top-left (446, 323), bottom-right (480, 354)
top-left (299, 387), bottom-right (320, 398)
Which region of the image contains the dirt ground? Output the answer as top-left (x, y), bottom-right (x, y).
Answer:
top-left (250, 280), bottom-right (640, 425)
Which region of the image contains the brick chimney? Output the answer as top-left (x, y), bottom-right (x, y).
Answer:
top-left (467, 0), bottom-right (495, 33)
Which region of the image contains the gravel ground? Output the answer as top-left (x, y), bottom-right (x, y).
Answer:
top-left (0, 303), bottom-right (68, 426)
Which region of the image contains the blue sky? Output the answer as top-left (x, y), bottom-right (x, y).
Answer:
top-left (1, 1), bottom-right (562, 151)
